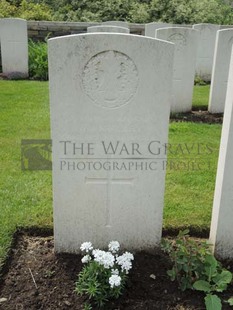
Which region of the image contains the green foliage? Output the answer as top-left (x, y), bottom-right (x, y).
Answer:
top-left (2, 0), bottom-right (233, 24)
top-left (76, 261), bottom-right (126, 308)
top-left (18, 0), bottom-right (53, 20)
top-left (0, 0), bottom-right (17, 18)
top-left (193, 257), bottom-right (232, 292)
top-left (194, 76), bottom-right (207, 86)
top-left (128, 2), bottom-right (150, 23)
top-left (83, 303), bottom-right (93, 310)
top-left (76, 242), bottom-right (133, 308)
top-left (205, 294), bottom-right (222, 310)
top-left (228, 297), bottom-right (233, 306)
top-left (193, 257), bottom-right (232, 310)
top-left (149, 0), bottom-right (233, 24)
top-left (1, 0), bottom-right (53, 20)
top-left (161, 229), bottom-right (212, 291)
top-left (162, 230), bottom-right (233, 310)
top-left (28, 39), bottom-right (48, 81)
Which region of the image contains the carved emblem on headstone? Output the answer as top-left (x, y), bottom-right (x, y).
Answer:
top-left (82, 50), bottom-right (139, 108)
top-left (168, 33), bottom-right (187, 50)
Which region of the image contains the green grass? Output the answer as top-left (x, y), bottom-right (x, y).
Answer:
top-left (0, 81), bottom-right (52, 270)
top-left (192, 85), bottom-right (210, 110)
top-left (0, 81), bottom-right (221, 270)
top-left (164, 122), bottom-right (221, 230)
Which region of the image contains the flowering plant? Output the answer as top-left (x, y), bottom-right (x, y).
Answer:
top-left (75, 241), bottom-right (134, 308)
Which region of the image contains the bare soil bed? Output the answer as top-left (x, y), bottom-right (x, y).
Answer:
top-left (0, 233), bottom-right (233, 310)
top-left (170, 111), bottom-right (223, 124)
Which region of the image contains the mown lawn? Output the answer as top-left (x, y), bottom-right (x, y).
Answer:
top-left (192, 84), bottom-right (210, 110)
top-left (0, 81), bottom-right (220, 270)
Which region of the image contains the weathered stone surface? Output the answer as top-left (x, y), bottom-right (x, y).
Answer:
top-left (210, 48), bottom-right (233, 259)
top-left (0, 18), bottom-right (28, 76)
top-left (208, 29), bottom-right (233, 113)
top-left (145, 22), bottom-right (191, 38)
top-left (48, 33), bottom-right (174, 253)
top-left (193, 23), bottom-right (220, 81)
top-left (102, 21), bottom-right (129, 28)
top-left (87, 26), bottom-right (129, 33)
top-left (156, 27), bottom-right (198, 113)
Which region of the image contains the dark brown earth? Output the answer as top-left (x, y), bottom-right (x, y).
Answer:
top-left (170, 111), bottom-right (223, 124)
top-left (0, 232), bottom-right (233, 310)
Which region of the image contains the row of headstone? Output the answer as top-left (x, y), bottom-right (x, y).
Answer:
top-left (146, 22), bottom-right (233, 114)
top-left (0, 18), bottom-right (231, 114)
top-left (146, 23), bottom-right (220, 82)
top-left (0, 18), bottom-right (28, 77)
top-left (146, 23), bottom-right (233, 82)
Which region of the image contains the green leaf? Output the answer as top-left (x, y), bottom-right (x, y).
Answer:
top-left (167, 268), bottom-right (176, 281)
top-left (228, 297), bottom-right (233, 306)
top-left (193, 280), bottom-right (211, 292)
top-left (218, 270), bottom-right (232, 284)
top-left (178, 229), bottom-right (189, 237)
top-left (205, 255), bottom-right (217, 267)
top-left (213, 270), bottom-right (232, 292)
top-left (204, 294), bottom-right (222, 310)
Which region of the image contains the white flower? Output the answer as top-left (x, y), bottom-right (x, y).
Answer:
top-left (111, 269), bottom-right (119, 275)
top-left (116, 252), bottom-right (134, 274)
top-left (108, 241), bottom-right (120, 253)
top-left (109, 275), bottom-right (121, 288)
top-left (122, 252), bottom-right (134, 261)
top-left (80, 242), bottom-right (93, 253)
top-left (81, 255), bottom-right (91, 264)
top-left (93, 250), bottom-right (115, 269)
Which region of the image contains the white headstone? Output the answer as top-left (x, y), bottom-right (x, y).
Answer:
top-left (0, 18), bottom-right (28, 77)
top-left (220, 25), bottom-right (233, 29)
top-left (48, 33), bottom-right (174, 253)
top-left (145, 22), bottom-right (191, 38)
top-left (145, 22), bottom-right (173, 38)
top-left (209, 48), bottom-right (233, 259)
top-left (156, 27), bottom-right (198, 113)
top-left (102, 21), bottom-right (129, 28)
top-left (208, 29), bottom-right (233, 113)
top-left (193, 23), bottom-right (220, 81)
top-left (87, 26), bottom-right (129, 33)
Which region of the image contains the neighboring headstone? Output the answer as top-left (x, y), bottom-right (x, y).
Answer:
top-left (102, 21), bottom-right (129, 28)
top-left (87, 26), bottom-right (129, 33)
top-left (156, 27), bottom-right (198, 113)
top-left (48, 33), bottom-right (174, 253)
top-left (193, 23), bottom-right (220, 81)
top-left (145, 22), bottom-right (173, 38)
top-left (209, 48), bottom-right (233, 259)
top-left (208, 29), bottom-right (233, 113)
top-left (0, 18), bottom-right (28, 77)
top-left (145, 22), bottom-right (191, 38)
top-left (220, 25), bottom-right (233, 29)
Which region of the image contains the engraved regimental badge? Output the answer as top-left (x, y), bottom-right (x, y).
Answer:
top-left (82, 50), bottom-right (139, 108)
